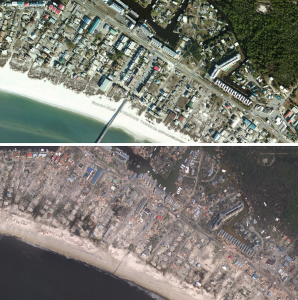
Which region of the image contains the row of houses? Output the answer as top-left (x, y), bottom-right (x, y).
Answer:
top-left (2, 1), bottom-right (45, 7)
top-left (218, 229), bottom-right (255, 256)
top-left (3, 151), bottom-right (47, 159)
top-left (150, 37), bottom-right (178, 59)
top-left (48, 3), bottom-right (65, 16)
top-left (215, 79), bottom-right (253, 107)
top-left (109, 1), bottom-right (125, 15)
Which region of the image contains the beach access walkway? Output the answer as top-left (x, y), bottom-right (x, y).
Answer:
top-left (95, 98), bottom-right (129, 143)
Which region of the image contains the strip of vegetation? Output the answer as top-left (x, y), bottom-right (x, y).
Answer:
top-left (214, 0), bottom-right (298, 87)
top-left (183, 40), bottom-right (203, 61)
top-left (219, 147), bottom-right (298, 243)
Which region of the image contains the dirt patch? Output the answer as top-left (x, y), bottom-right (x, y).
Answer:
top-left (176, 96), bottom-right (190, 109)
top-left (28, 66), bottom-right (50, 80)
top-left (10, 54), bottom-right (32, 73)
top-left (85, 74), bottom-right (103, 97)
top-left (147, 82), bottom-right (160, 95)
top-left (163, 74), bottom-right (180, 92)
top-left (0, 54), bottom-right (11, 67)
top-left (256, 2), bottom-right (273, 14)
top-left (198, 241), bottom-right (223, 276)
top-left (63, 77), bottom-right (88, 93)
top-left (94, 2), bottom-right (117, 18)
top-left (47, 69), bottom-right (66, 85)
top-left (290, 88), bottom-right (298, 105)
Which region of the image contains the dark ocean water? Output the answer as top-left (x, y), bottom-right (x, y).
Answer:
top-left (0, 235), bottom-right (162, 300)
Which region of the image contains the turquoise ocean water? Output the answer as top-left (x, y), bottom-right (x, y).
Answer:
top-left (0, 90), bottom-right (147, 143)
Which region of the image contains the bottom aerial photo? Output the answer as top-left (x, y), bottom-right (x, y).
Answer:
top-left (0, 146), bottom-right (297, 300)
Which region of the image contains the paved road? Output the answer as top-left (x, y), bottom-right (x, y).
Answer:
top-left (251, 86), bottom-right (297, 142)
top-left (74, 0), bottom-right (292, 142)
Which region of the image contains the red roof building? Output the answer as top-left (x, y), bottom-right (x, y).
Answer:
top-left (27, 152), bottom-right (32, 158)
top-left (52, 7), bottom-right (57, 13)
top-left (24, 2), bottom-right (29, 6)
top-left (49, 4), bottom-right (53, 9)
top-left (168, 112), bottom-right (176, 120)
top-left (284, 110), bottom-right (292, 118)
top-left (157, 216), bottom-right (163, 221)
top-left (287, 118), bottom-right (292, 124)
top-left (58, 4), bottom-right (64, 10)
top-left (154, 65), bottom-right (160, 72)
top-left (55, 9), bottom-right (61, 15)
top-left (178, 115), bottom-right (184, 122)
top-left (228, 256), bottom-right (232, 259)
top-left (45, 14), bottom-right (49, 19)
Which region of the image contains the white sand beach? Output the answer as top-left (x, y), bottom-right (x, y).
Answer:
top-left (0, 60), bottom-right (195, 143)
top-left (0, 210), bottom-right (214, 300)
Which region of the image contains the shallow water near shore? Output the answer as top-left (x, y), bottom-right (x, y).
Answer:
top-left (0, 235), bottom-right (161, 300)
top-left (0, 90), bottom-right (147, 143)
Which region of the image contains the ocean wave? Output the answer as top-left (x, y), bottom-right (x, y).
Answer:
top-left (126, 280), bottom-right (166, 300)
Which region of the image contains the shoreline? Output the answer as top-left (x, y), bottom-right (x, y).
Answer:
top-left (0, 59), bottom-right (195, 143)
top-left (0, 75), bottom-right (146, 143)
top-left (5, 234), bottom-right (166, 300)
top-left (0, 211), bottom-right (212, 300)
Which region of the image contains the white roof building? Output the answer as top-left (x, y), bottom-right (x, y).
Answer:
top-left (162, 45), bottom-right (177, 58)
top-left (109, 2), bottom-right (125, 15)
top-left (99, 77), bottom-right (112, 92)
top-left (210, 53), bottom-right (241, 79)
top-left (151, 37), bottom-right (162, 48)
top-left (123, 48), bottom-right (131, 56)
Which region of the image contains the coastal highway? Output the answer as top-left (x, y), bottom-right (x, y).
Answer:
top-left (74, 0), bottom-right (290, 143)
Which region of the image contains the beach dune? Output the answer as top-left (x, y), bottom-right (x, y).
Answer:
top-left (0, 211), bottom-right (214, 300)
top-left (0, 60), bottom-right (194, 143)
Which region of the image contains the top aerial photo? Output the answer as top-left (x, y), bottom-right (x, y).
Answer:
top-left (0, 0), bottom-right (297, 143)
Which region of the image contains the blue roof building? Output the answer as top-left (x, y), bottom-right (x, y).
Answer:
top-left (213, 132), bottom-right (220, 141)
top-left (252, 274), bottom-right (259, 280)
top-left (83, 15), bottom-right (91, 25)
top-left (275, 95), bottom-right (282, 100)
top-left (243, 118), bottom-right (251, 126)
top-left (88, 17), bottom-right (100, 34)
top-left (92, 168), bottom-right (103, 185)
top-left (277, 246), bottom-right (284, 252)
top-left (250, 123), bottom-right (257, 130)
top-left (87, 167), bottom-right (93, 174)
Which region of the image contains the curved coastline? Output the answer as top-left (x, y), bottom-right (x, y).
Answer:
top-left (0, 61), bottom-right (193, 143)
top-left (0, 211), bottom-right (211, 300)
